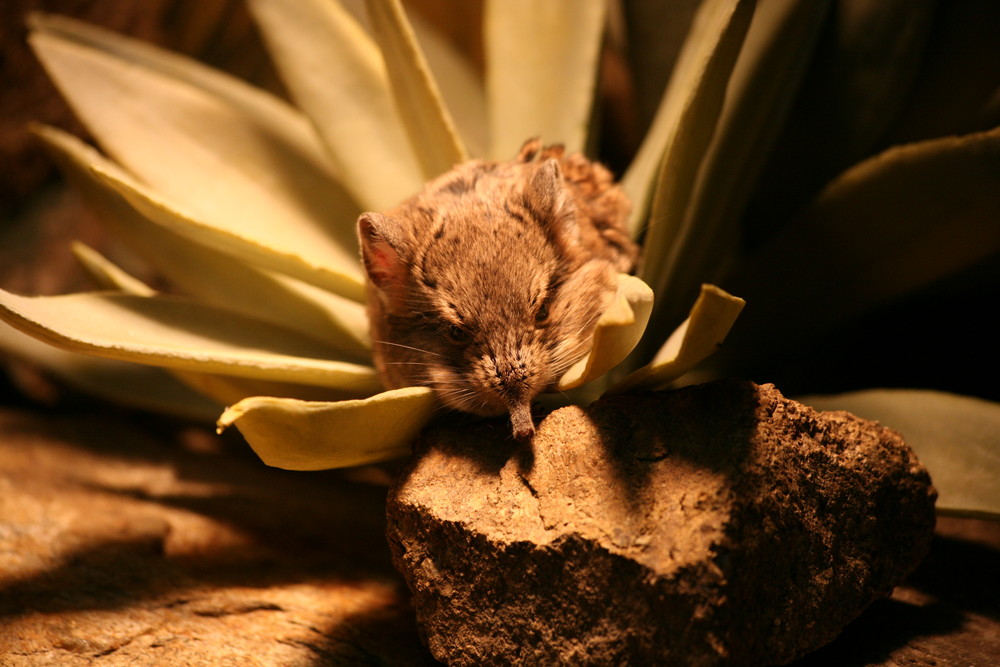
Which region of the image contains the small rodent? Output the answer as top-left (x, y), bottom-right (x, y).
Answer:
top-left (358, 138), bottom-right (639, 439)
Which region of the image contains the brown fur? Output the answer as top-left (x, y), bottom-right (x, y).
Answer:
top-left (358, 139), bottom-right (638, 439)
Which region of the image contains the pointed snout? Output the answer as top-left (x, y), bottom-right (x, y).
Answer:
top-left (507, 399), bottom-right (536, 441)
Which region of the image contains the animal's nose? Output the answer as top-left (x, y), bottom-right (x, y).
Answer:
top-left (506, 396), bottom-right (535, 440)
top-left (494, 354), bottom-right (530, 388)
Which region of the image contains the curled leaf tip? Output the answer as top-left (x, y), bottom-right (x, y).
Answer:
top-left (557, 273), bottom-right (654, 391)
top-left (607, 283), bottom-right (744, 394)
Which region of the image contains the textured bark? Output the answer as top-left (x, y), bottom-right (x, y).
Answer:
top-left (387, 380), bottom-right (937, 666)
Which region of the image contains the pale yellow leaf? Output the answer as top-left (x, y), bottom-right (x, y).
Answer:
top-left (36, 124), bottom-right (370, 354)
top-left (71, 242), bottom-right (156, 297)
top-left (0, 289), bottom-right (382, 394)
top-left (408, 10), bottom-right (488, 158)
top-left (622, 0), bottom-right (754, 237)
top-left (365, 0), bottom-right (467, 177)
top-left (218, 387), bottom-right (438, 470)
top-left (92, 163), bottom-right (366, 303)
top-left (67, 239), bottom-right (352, 409)
top-left (485, 0), bottom-right (606, 158)
top-left (248, 0), bottom-right (424, 210)
top-left (557, 274), bottom-right (654, 391)
top-left (63, 243), bottom-right (373, 405)
top-left (607, 284), bottom-right (744, 394)
top-left (29, 14), bottom-right (362, 264)
top-left (68, 245), bottom-right (363, 406)
top-left (0, 322), bottom-right (221, 421)
top-left (337, 0), bottom-right (488, 157)
top-left (175, 371), bottom-right (373, 407)
top-left (801, 389), bottom-right (1000, 520)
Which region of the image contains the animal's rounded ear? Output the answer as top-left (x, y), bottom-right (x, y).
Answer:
top-left (526, 159), bottom-right (570, 214)
top-left (526, 159), bottom-right (578, 243)
top-left (358, 212), bottom-right (410, 292)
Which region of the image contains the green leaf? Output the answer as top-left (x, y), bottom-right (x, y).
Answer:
top-left (608, 284), bottom-right (744, 393)
top-left (620, 0), bottom-right (702, 134)
top-left (36, 124), bottom-right (370, 354)
top-left (800, 390), bottom-right (1000, 520)
top-left (722, 124), bottom-right (1000, 366)
top-left (365, 0), bottom-right (467, 177)
top-left (0, 289), bottom-right (382, 394)
top-left (29, 13), bottom-right (362, 263)
top-left (248, 0), bottom-right (424, 210)
top-left (218, 387), bottom-right (439, 470)
top-left (642, 0), bottom-right (831, 340)
top-left (557, 274), bottom-right (654, 391)
top-left (621, 0), bottom-right (754, 237)
top-left (485, 0), bottom-right (606, 158)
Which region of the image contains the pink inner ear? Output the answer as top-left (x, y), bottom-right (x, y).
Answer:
top-left (364, 238), bottom-right (405, 290)
top-left (359, 214), bottom-right (408, 293)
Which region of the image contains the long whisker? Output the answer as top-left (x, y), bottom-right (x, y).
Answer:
top-left (373, 339), bottom-right (444, 358)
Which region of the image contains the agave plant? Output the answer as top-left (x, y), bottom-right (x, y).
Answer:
top-left (0, 0), bottom-right (753, 467)
top-left (1, 0), bottom-right (998, 517)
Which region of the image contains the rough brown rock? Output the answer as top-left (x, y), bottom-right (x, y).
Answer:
top-left (386, 380), bottom-right (937, 666)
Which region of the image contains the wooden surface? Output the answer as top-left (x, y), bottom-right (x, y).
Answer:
top-left (795, 515), bottom-right (1000, 667)
top-left (0, 406), bottom-right (435, 665)
top-left (0, 404), bottom-right (997, 665)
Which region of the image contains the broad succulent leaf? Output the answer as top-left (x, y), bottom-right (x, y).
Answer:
top-left (61, 245), bottom-right (367, 406)
top-left (722, 124), bottom-right (1000, 366)
top-left (621, 0), bottom-right (755, 236)
top-left (176, 372), bottom-right (371, 406)
top-left (247, 0), bottom-right (424, 209)
top-left (801, 390), bottom-right (1000, 519)
top-left (0, 289), bottom-right (382, 393)
top-left (484, 0), bottom-right (606, 158)
top-left (406, 9), bottom-right (488, 157)
top-left (365, 0), bottom-right (467, 177)
top-left (336, 0), bottom-right (488, 156)
top-left (35, 124), bottom-right (370, 354)
top-left (29, 13), bottom-right (363, 268)
top-left (218, 387), bottom-right (438, 470)
top-left (0, 324), bottom-right (221, 421)
top-left (71, 242), bottom-right (156, 297)
top-left (643, 0), bottom-right (832, 339)
top-left (92, 163), bottom-right (367, 302)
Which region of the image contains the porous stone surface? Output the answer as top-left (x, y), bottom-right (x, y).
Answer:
top-left (386, 380), bottom-right (937, 666)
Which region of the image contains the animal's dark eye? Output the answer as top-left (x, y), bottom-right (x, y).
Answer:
top-left (535, 302), bottom-right (550, 324)
top-left (444, 324), bottom-right (470, 344)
